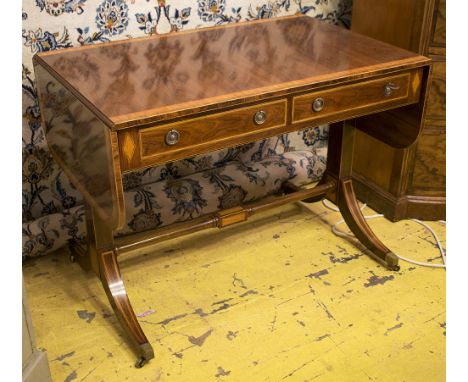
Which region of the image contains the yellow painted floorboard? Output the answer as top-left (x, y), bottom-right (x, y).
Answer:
top-left (23, 202), bottom-right (446, 382)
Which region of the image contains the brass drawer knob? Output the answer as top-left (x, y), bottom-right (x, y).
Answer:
top-left (312, 97), bottom-right (325, 112)
top-left (165, 129), bottom-right (180, 146)
top-left (253, 110), bottom-right (267, 125)
top-left (383, 82), bottom-right (400, 97)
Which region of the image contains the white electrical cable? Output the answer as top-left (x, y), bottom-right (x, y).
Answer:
top-left (321, 199), bottom-right (446, 269)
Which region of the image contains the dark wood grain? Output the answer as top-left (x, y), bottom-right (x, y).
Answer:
top-left (411, 131), bottom-right (446, 193)
top-left (424, 56), bottom-right (445, 123)
top-left (430, 0), bottom-right (445, 48)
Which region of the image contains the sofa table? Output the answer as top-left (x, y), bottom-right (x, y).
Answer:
top-left (33, 15), bottom-right (431, 367)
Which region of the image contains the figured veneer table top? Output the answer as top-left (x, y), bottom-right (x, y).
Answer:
top-left (34, 15), bottom-right (428, 129)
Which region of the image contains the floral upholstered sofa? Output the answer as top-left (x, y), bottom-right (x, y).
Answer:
top-left (22, 0), bottom-right (352, 259)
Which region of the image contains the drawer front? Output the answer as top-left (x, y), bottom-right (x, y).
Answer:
top-left (138, 100), bottom-right (286, 165)
top-left (292, 70), bottom-right (419, 124)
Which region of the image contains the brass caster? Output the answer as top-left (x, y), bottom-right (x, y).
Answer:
top-left (384, 253), bottom-right (399, 272)
top-left (69, 254), bottom-right (76, 263)
top-left (135, 356), bottom-right (147, 368)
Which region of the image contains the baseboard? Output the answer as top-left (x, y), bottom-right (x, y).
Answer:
top-left (352, 172), bottom-right (446, 221)
top-left (23, 351), bottom-right (52, 382)
top-left (404, 194), bottom-right (446, 221)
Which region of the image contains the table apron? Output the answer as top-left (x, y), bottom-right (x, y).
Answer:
top-left (118, 67), bottom-right (423, 173)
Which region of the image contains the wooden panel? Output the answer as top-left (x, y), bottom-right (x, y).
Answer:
top-left (352, 131), bottom-right (395, 191)
top-left (140, 100), bottom-right (286, 158)
top-left (33, 62), bottom-right (125, 230)
top-left (292, 71), bottom-right (420, 124)
top-left (425, 56), bottom-right (445, 124)
top-left (351, 0), bottom-right (429, 53)
top-left (411, 130), bottom-right (446, 193)
top-left (430, 0), bottom-right (446, 47)
top-left (35, 15), bottom-right (428, 129)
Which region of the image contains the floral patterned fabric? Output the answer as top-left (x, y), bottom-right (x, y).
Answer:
top-left (22, 0), bottom-right (352, 259)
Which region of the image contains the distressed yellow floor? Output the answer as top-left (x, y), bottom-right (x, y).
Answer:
top-left (23, 202), bottom-right (446, 382)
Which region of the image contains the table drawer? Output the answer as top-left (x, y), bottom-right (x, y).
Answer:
top-left (292, 70), bottom-right (421, 124)
top-left (138, 100), bottom-right (287, 164)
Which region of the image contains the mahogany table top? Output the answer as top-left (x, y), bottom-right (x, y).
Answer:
top-left (35, 15), bottom-right (426, 129)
